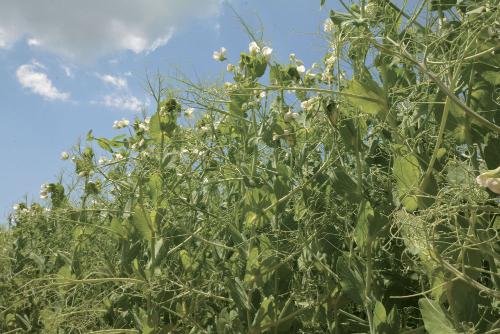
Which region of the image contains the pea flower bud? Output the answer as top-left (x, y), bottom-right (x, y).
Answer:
top-left (213, 47), bottom-right (227, 61)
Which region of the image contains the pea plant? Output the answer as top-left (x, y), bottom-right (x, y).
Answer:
top-left (1, 0), bottom-right (499, 333)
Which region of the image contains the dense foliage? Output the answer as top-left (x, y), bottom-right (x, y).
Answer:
top-left (1, 0), bottom-right (499, 333)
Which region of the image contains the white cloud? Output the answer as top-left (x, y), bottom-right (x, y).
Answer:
top-left (0, 27), bottom-right (16, 48)
top-left (102, 94), bottom-right (145, 112)
top-left (27, 38), bottom-right (41, 46)
top-left (16, 61), bottom-right (69, 101)
top-left (0, 1), bottom-right (222, 61)
top-left (97, 73), bottom-right (127, 89)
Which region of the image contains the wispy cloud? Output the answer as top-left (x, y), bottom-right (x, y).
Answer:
top-left (61, 65), bottom-right (74, 78)
top-left (102, 94), bottom-right (145, 112)
top-left (16, 61), bottom-right (69, 101)
top-left (97, 73), bottom-right (127, 89)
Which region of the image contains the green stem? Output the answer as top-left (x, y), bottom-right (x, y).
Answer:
top-left (419, 78), bottom-right (455, 191)
top-left (365, 238), bottom-right (375, 334)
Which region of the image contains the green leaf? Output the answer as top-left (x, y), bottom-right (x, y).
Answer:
top-left (96, 138), bottom-right (113, 152)
top-left (179, 249), bottom-right (195, 272)
top-left (343, 78), bottom-right (387, 115)
top-left (484, 136), bottom-right (500, 169)
top-left (419, 299), bottom-right (458, 334)
top-left (229, 89), bottom-right (252, 114)
top-left (393, 147), bottom-right (421, 211)
top-left (110, 217), bottom-right (127, 238)
top-left (331, 168), bottom-right (361, 201)
top-left (373, 301), bottom-right (387, 329)
top-left (446, 162), bottom-right (474, 186)
top-left (148, 113), bottom-right (162, 144)
top-left (252, 296), bottom-right (276, 329)
top-left (354, 200), bottom-right (374, 249)
top-left (336, 254), bottom-right (365, 304)
top-left (386, 306), bottom-right (401, 333)
top-left (481, 71), bottom-right (500, 86)
top-left (448, 280), bottom-right (479, 324)
top-left (355, 200), bottom-right (388, 250)
top-left (225, 278), bottom-right (251, 311)
top-left (329, 10), bottom-right (352, 26)
top-left (132, 205), bottom-right (153, 241)
top-left (148, 173), bottom-right (162, 204)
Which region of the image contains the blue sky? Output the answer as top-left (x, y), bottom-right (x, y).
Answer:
top-left (0, 0), bottom-right (338, 222)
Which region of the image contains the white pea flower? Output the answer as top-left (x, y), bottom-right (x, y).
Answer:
top-left (301, 96), bottom-right (320, 112)
top-left (323, 18), bottom-right (334, 32)
top-left (226, 63), bottom-right (234, 72)
top-left (300, 100), bottom-right (309, 110)
top-left (284, 109), bottom-right (298, 122)
top-left (476, 167), bottom-right (500, 194)
top-left (144, 117), bottom-right (151, 124)
top-left (213, 47), bottom-right (227, 61)
top-left (184, 107), bottom-right (195, 120)
top-left (98, 157), bottom-right (108, 165)
top-left (259, 91), bottom-right (266, 99)
top-left (138, 122), bottom-right (149, 131)
top-left (60, 151), bottom-right (70, 160)
top-left (296, 65), bottom-right (306, 74)
top-left (289, 53), bottom-right (296, 62)
top-left (112, 118), bottom-right (130, 129)
top-left (224, 82), bottom-right (234, 90)
top-left (113, 153), bottom-right (124, 161)
top-left (249, 41), bottom-right (260, 55)
top-left (486, 178), bottom-right (500, 194)
top-left (40, 183), bottom-right (49, 199)
top-left (326, 54), bottom-right (337, 65)
top-left (262, 46), bottom-right (273, 61)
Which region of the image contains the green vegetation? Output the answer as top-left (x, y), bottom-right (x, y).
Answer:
top-left (1, 1), bottom-right (499, 332)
